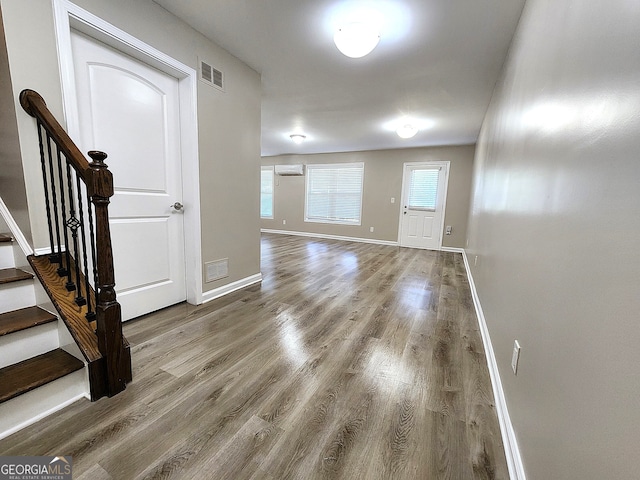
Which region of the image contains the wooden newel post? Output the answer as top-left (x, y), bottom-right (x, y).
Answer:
top-left (87, 151), bottom-right (129, 396)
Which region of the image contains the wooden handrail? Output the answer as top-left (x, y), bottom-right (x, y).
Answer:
top-left (20, 90), bottom-right (91, 186)
top-left (19, 88), bottom-right (130, 399)
top-left (19, 90), bottom-right (114, 200)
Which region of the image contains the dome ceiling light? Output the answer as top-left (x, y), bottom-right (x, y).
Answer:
top-left (334, 22), bottom-right (380, 58)
top-left (396, 123), bottom-right (418, 139)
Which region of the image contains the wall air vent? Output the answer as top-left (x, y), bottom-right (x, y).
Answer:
top-left (200, 58), bottom-right (224, 91)
top-left (205, 258), bottom-right (229, 283)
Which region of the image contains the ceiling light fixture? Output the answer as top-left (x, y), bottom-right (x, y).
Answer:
top-left (334, 22), bottom-right (380, 58)
top-left (396, 123), bottom-right (418, 139)
top-left (290, 134), bottom-right (307, 144)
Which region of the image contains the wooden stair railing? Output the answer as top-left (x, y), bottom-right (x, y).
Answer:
top-left (19, 89), bottom-right (131, 400)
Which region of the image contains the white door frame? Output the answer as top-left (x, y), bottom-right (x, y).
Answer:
top-left (397, 161), bottom-right (450, 250)
top-left (52, 0), bottom-right (203, 305)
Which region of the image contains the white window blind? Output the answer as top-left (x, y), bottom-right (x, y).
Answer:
top-left (260, 166), bottom-right (274, 219)
top-left (408, 168), bottom-right (440, 211)
top-left (305, 163), bottom-right (364, 225)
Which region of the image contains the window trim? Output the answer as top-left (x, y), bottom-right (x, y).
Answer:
top-left (304, 162), bottom-right (364, 226)
top-left (260, 165), bottom-right (274, 219)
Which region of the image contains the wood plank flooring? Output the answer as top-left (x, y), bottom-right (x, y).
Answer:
top-left (0, 233), bottom-right (508, 479)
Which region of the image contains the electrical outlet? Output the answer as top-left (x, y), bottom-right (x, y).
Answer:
top-left (445, 225), bottom-right (452, 235)
top-left (511, 340), bottom-right (521, 374)
top-left (282, 219), bottom-right (286, 225)
top-left (369, 227), bottom-right (374, 233)
top-left (390, 197), bottom-right (395, 204)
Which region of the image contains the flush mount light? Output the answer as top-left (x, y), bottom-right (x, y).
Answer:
top-left (396, 123), bottom-right (418, 139)
top-left (290, 134), bottom-right (307, 144)
top-left (334, 22), bottom-right (380, 58)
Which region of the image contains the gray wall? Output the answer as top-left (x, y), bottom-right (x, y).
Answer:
top-left (0, 0), bottom-right (261, 292)
top-left (0, 6), bottom-right (30, 241)
top-left (262, 145), bottom-right (474, 249)
top-left (467, 0), bottom-right (640, 478)
top-left (1, 0), bottom-right (64, 246)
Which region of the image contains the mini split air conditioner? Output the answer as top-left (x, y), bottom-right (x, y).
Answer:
top-left (274, 164), bottom-right (304, 176)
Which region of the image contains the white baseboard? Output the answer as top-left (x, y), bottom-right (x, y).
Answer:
top-left (440, 246), bottom-right (465, 253)
top-left (461, 250), bottom-right (526, 480)
top-left (33, 245), bottom-right (67, 257)
top-left (0, 196), bottom-right (33, 256)
top-left (34, 246), bottom-right (53, 256)
top-left (261, 229), bottom-right (399, 247)
top-left (201, 273), bottom-right (263, 304)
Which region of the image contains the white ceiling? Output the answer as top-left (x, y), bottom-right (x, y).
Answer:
top-left (153, 0), bottom-right (526, 157)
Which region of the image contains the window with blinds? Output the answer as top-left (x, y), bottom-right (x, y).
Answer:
top-left (305, 163), bottom-right (364, 225)
top-left (260, 166), bottom-right (274, 219)
top-left (408, 168), bottom-right (440, 211)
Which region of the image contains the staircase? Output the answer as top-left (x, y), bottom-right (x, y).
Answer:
top-left (0, 231), bottom-right (87, 440)
top-left (0, 89), bottom-right (132, 439)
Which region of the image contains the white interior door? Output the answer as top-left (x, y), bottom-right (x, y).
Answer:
top-left (70, 30), bottom-right (186, 320)
top-left (399, 163), bottom-right (449, 250)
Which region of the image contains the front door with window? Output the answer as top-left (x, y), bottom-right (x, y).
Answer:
top-left (399, 162), bottom-right (449, 250)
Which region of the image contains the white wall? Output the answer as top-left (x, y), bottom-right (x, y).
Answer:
top-left (467, 0), bottom-right (640, 478)
top-left (0, 7), bottom-right (31, 241)
top-left (1, 0), bottom-right (66, 248)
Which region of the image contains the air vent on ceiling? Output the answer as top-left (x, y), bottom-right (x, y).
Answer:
top-left (200, 59), bottom-right (224, 90)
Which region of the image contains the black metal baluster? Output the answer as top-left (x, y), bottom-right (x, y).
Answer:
top-left (54, 147), bottom-right (70, 278)
top-left (64, 164), bottom-right (77, 292)
top-left (45, 133), bottom-right (63, 268)
top-left (36, 122), bottom-right (57, 262)
top-left (87, 198), bottom-right (99, 308)
top-left (76, 175), bottom-right (94, 320)
top-left (68, 194), bottom-right (85, 307)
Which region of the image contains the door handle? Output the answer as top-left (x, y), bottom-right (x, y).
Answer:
top-left (171, 202), bottom-right (184, 211)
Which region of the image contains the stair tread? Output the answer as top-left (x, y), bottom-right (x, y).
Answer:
top-left (0, 349), bottom-right (84, 403)
top-left (0, 234), bottom-right (11, 243)
top-left (0, 268), bottom-right (33, 285)
top-left (0, 306), bottom-right (57, 336)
